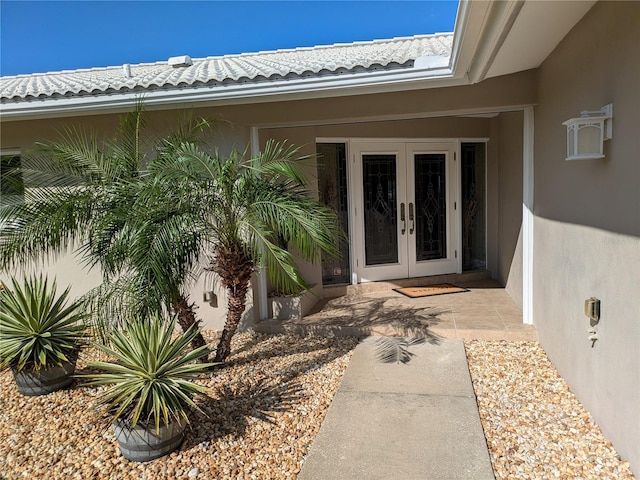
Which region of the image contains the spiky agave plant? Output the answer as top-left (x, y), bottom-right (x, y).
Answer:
top-left (83, 314), bottom-right (213, 432)
top-left (0, 275), bottom-right (86, 372)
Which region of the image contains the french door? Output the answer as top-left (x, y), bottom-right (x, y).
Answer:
top-left (351, 141), bottom-right (458, 282)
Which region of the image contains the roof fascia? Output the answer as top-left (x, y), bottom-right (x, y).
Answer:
top-left (451, 0), bottom-right (524, 84)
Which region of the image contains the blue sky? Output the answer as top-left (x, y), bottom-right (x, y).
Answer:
top-left (0, 1), bottom-right (459, 76)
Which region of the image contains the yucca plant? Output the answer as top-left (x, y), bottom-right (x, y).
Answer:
top-left (83, 314), bottom-right (213, 461)
top-left (0, 275), bottom-right (87, 395)
top-left (84, 314), bottom-right (213, 430)
top-left (0, 275), bottom-right (86, 370)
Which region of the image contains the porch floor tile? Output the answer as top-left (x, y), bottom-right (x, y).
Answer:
top-left (253, 276), bottom-right (537, 342)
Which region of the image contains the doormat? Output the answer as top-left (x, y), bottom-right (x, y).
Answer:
top-left (393, 283), bottom-right (469, 298)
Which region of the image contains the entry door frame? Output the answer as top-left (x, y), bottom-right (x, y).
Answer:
top-left (349, 138), bottom-right (462, 283)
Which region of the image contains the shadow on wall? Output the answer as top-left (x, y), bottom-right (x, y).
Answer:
top-left (505, 225), bottom-right (523, 308)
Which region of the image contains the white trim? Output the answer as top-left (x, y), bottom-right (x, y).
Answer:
top-left (250, 126), bottom-right (269, 321)
top-left (0, 149), bottom-right (21, 156)
top-left (467, 1), bottom-right (525, 83)
top-left (316, 137), bottom-right (351, 144)
top-left (522, 107), bottom-right (534, 325)
top-left (343, 137), bottom-right (465, 144)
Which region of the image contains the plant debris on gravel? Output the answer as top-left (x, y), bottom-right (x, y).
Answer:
top-left (2, 334), bottom-right (637, 480)
top-left (465, 340), bottom-right (636, 480)
top-left (0, 332), bottom-right (358, 480)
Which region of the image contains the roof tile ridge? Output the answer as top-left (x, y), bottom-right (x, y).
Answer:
top-left (191, 32), bottom-right (454, 62)
top-left (0, 59), bottom-right (170, 80)
top-left (1, 31), bottom-right (454, 81)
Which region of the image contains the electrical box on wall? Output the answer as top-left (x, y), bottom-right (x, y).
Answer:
top-left (203, 291), bottom-right (218, 308)
top-left (584, 297), bottom-right (600, 323)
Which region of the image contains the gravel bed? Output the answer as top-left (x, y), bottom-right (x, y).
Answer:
top-left (465, 340), bottom-right (636, 480)
top-left (0, 332), bottom-right (358, 480)
top-left (3, 335), bottom-right (636, 480)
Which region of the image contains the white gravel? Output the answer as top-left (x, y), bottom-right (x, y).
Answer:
top-left (1, 334), bottom-right (635, 479)
top-left (0, 332), bottom-right (357, 480)
top-left (465, 340), bottom-right (636, 480)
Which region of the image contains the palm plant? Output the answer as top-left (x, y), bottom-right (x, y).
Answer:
top-left (149, 140), bottom-right (341, 362)
top-left (0, 103), bottom-right (211, 350)
top-left (0, 103), bottom-right (341, 363)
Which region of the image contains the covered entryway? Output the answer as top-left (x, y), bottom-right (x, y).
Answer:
top-left (262, 111), bottom-right (526, 323)
top-left (351, 140), bottom-right (458, 281)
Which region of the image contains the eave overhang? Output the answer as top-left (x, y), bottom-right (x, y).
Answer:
top-left (0, 62), bottom-right (464, 122)
top-left (0, 0), bottom-right (595, 123)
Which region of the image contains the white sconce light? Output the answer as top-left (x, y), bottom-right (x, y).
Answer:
top-left (562, 104), bottom-right (612, 161)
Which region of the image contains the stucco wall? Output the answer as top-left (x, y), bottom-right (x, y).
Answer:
top-left (0, 110), bottom-right (245, 156)
top-left (498, 112), bottom-right (524, 306)
top-left (533, 1), bottom-right (640, 472)
top-left (0, 111), bottom-right (249, 333)
top-left (1, 69), bottom-right (537, 332)
top-left (486, 111), bottom-right (523, 306)
top-left (1, 69), bottom-right (536, 146)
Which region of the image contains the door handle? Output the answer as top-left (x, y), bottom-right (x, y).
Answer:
top-left (400, 203), bottom-right (406, 235)
top-left (409, 202), bottom-right (415, 234)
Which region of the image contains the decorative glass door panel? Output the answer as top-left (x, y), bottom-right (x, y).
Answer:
top-left (414, 154), bottom-right (447, 261)
top-left (362, 154), bottom-right (398, 266)
top-left (352, 141), bottom-right (458, 282)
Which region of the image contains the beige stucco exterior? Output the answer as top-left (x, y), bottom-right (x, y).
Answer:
top-left (533, 1), bottom-right (640, 470)
top-left (1, 107), bottom-right (526, 332)
top-left (484, 111), bottom-right (526, 308)
top-left (1, 1), bottom-right (638, 472)
top-left (1, 73), bottom-right (533, 332)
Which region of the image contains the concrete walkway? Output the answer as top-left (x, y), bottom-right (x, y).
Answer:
top-left (298, 337), bottom-right (495, 480)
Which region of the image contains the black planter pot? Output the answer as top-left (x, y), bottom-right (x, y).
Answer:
top-left (11, 358), bottom-right (77, 396)
top-left (113, 418), bottom-right (186, 462)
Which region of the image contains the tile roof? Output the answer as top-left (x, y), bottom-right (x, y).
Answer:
top-left (0, 34), bottom-right (452, 102)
